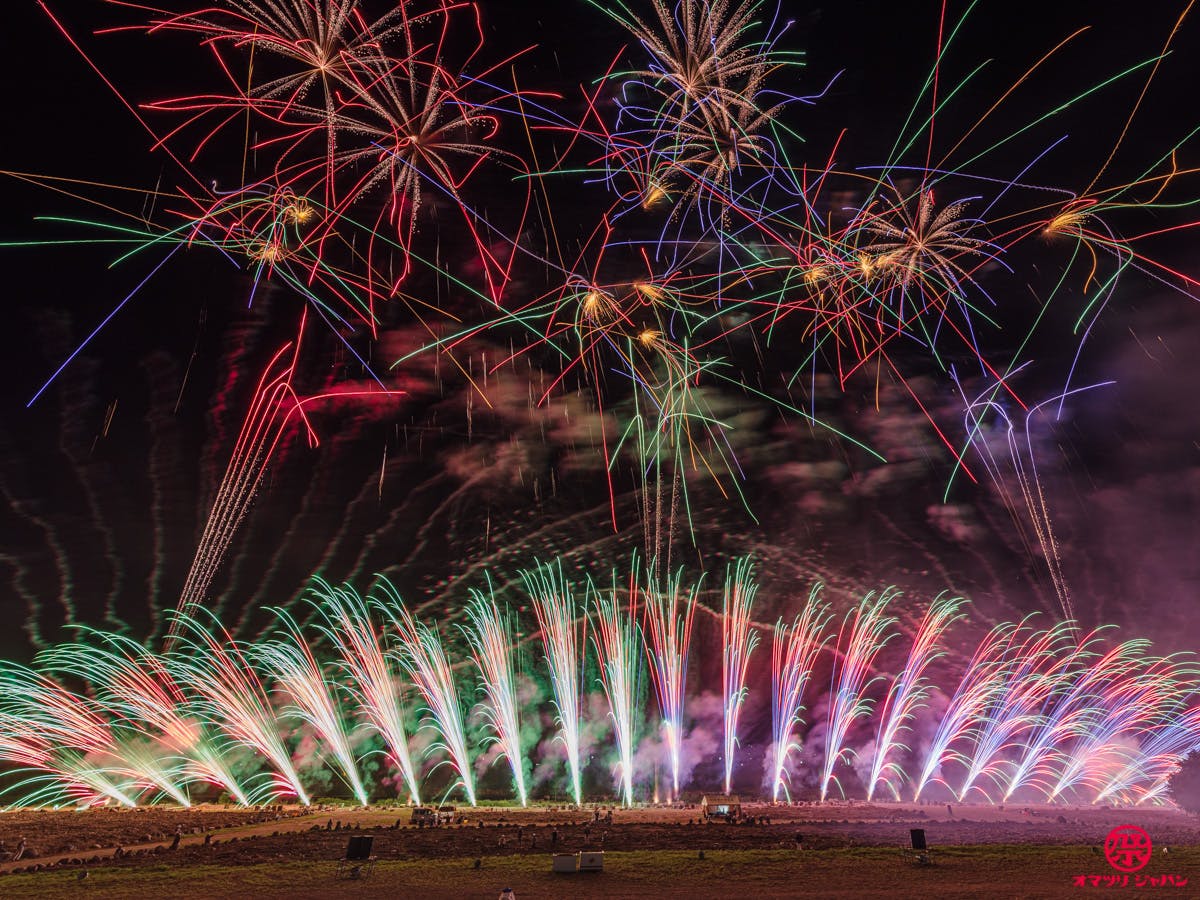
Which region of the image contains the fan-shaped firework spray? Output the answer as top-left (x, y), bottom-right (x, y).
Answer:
top-left (0, 662), bottom-right (140, 808)
top-left (642, 565), bottom-right (700, 801)
top-left (722, 557), bottom-right (760, 794)
top-left (768, 584), bottom-right (832, 802)
top-left (462, 582), bottom-right (528, 806)
top-left (310, 579), bottom-right (421, 804)
top-left (592, 569), bottom-right (644, 807)
top-left (523, 559), bottom-right (586, 806)
top-left (912, 619), bottom-right (1022, 801)
top-left (257, 609), bottom-right (369, 806)
top-left (169, 608), bottom-right (311, 804)
top-left (382, 587), bottom-right (477, 806)
top-left (820, 589), bottom-right (897, 801)
top-left (1003, 636), bottom-right (1145, 801)
top-left (38, 630), bottom-right (250, 805)
top-left (1096, 704), bottom-right (1200, 805)
top-left (1050, 656), bottom-right (1199, 802)
top-left (954, 620), bottom-right (1082, 802)
top-left (866, 593), bottom-right (964, 801)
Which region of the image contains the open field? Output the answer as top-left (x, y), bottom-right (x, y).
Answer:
top-left (0, 803), bottom-right (1196, 898)
top-left (3, 846), bottom-right (1199, 899)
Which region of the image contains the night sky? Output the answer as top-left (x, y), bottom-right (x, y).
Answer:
top-left (1, 0), bottom-right (1199, 666)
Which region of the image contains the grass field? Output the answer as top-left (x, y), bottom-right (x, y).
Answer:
top-left (3, 845), bottom-right (1197, 899)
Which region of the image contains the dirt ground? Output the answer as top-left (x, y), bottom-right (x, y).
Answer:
top-left (0, 802), bottom-right (1196, 897)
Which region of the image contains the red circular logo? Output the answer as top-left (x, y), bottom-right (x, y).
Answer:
top-left (1103, 824), bottom-right (1153, 873)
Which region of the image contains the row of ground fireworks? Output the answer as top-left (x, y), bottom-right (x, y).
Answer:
top-left (1, 559), bottom-right (1196, 809)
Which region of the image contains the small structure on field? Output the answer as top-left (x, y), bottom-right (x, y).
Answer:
top-left (701, 794), bottom-right (741, 821)
top-left (551, 851), bottom-right (605, 874)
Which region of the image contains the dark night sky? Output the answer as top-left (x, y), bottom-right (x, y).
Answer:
top-left (1, 1), bottom-right (1199, 663)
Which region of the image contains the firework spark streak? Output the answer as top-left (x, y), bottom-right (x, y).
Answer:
top-left (768, 585), bottom-right (832, 802)
top-left (462, 582), bottom-right (529, 806)
top-left (642, 565), bottom-right (699, 800)
top-left (721, 557), bottom-right (760, 795)
top-left (820, 589), bottom-right (897, 802)
top-left (523, 559), bottom-right (586, 806)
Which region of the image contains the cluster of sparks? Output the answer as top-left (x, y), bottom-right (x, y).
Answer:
top-left (8, 0), bottom-right (1200, 630)
top-left (1, 561), bottom-right (1197, 810)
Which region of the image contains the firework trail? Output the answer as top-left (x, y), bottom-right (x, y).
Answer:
top-left (866, 593), bottom-right (965, 802)
top-left (642, 565), bottom-right (700, 800)
top-left (820, 588), bottom-right (897, 801)
top-left (37, 630), bottom-right (251, 805)
top-left (380, 584), bottom-right (477, 806)
top-left (591, 568), bottom-right (644, 807)
top-left (168, 607), bottom-right (311, 804)
top-left (523, 559), bottom-right (586, 806)
top-left (768, 584), bottom-right (832, 802)
top-left (722, 557), bottom-right (760, 794)
top-left (256, 609), bottom-right (369, 806)
top-left (962, 387), bottom-right (1088, 622)
top-left (170, 342), bottom-right (313, 644)
top-left (309, 579), bottom-right (421, 804)
top-left (462, 582), bottom-right (529, 806)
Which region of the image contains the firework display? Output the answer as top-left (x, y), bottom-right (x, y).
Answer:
top-left (4, 0), bottom-right (1200, 833)
top-left (0, 567), bottom-right (1196, 811)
